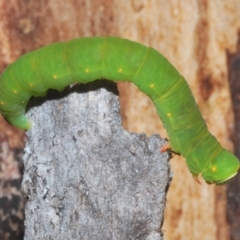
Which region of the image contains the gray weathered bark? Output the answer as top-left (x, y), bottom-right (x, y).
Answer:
top-left (21, 80), bottom-right (170, 240)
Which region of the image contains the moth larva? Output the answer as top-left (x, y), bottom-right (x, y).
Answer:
top-left (0, 36), bottom-right (239, 184)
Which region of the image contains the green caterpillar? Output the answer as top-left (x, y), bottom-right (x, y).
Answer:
top-left (0, 36), bottom-right (239, 184)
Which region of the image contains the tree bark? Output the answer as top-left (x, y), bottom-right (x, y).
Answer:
top-left (227, 40), bottom-right (240, 240)
top-left (21, 81), bottom-right (170, 240)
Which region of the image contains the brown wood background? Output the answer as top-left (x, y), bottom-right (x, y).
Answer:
top-left (0, 0), bottom-right (240, 239)
top-left (227, 34), bottom-right (240, 240)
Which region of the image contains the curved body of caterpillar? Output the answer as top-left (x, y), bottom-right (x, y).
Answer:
top-left (0, 37), bottom-right (239, 184)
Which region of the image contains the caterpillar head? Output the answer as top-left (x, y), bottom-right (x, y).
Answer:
top-left (202, 149), bottom-right (240, 184)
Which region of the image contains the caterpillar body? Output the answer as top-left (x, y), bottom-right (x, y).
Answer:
top-left (0, 37), bottom-right (239, 184)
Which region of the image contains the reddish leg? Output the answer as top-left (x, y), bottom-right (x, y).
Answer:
top-left (160, 143), bottom-right (170, 153)
top-left (193, 175), bottom-right (201, 185)
top-left (160, 143), bottom-right (180, 155)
